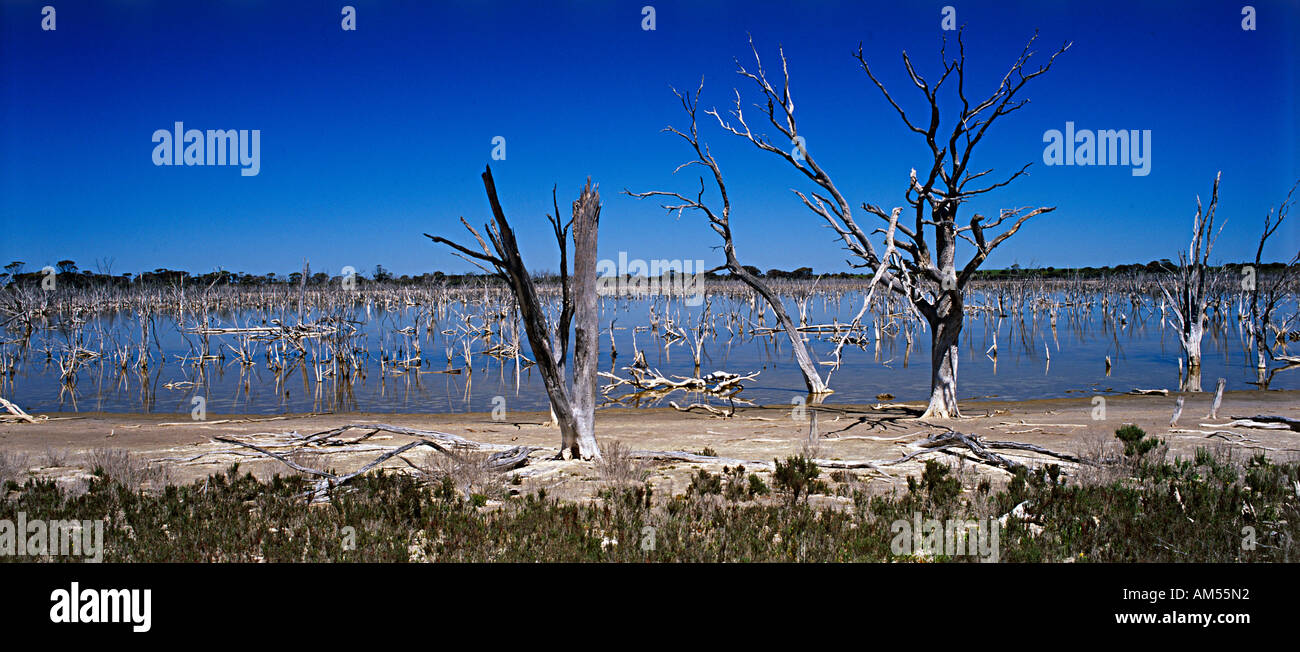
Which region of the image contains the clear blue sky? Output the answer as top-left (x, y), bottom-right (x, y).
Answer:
top-left (2, 0), bottom-right (1297, 278)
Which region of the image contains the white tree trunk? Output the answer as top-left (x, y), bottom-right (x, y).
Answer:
top-left (921, 297), bottom-right (963, 419)
top-left (1181, 323), bottom-right (1203, 392)
top-left (567, 181), bottom-right (601, 459)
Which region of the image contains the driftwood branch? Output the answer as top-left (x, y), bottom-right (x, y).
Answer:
top-left (0, 396), bottom-right (40, 423)
top-left (213, 424), bottom-right (539, 500)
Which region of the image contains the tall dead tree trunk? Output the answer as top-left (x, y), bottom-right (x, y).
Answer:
top-left (707, 32), bottom-right (1067, 418)
top-left (426, 166), bottom-right (600, 459)
top-left (628, 82), bottom-right (833, 397)
top-left (568, 181), bottom-right (601, 457)
top-left (1159, 173), bottom-right (1225, 392)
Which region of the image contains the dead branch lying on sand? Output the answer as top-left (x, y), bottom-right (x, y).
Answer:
top-left (1228, 415), bottom-right (1300, 431)
top-left (669, 401), bottom-right (737, 418)
top-left (1170, 428), bottom-right (1251, 440)
top-left (290, 423), bottom-right (523, 450)
top-left (632, 430), bottom-right (1090, 474)
top-left (1202, 415), bottom-right (1300, 432)
top-left (210, 424), bottom-right (537, 500)
top-left (206, 421), bottom-right (1091, 500)
top-left (153, 441), bottom-right (397, 464)
top-left (915, 431), bottom-right (1095, 471)
top-left (995, 420), bottom-right (1085, 429)
top-left (158, 415), bottom-right (294, 427)
top-left (630, 450), bottom-right (761, 467)
top-left (0, 397), bottom-right (42, 423)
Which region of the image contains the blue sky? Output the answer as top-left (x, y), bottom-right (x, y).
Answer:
top-left (1, 0), bottom-right (1297, 278)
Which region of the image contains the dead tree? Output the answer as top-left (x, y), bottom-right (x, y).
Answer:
top-left (426, 166), bottom-right (601, 459)
top-left (1248, 179), bottom-right (1300, 386)
top-left (1159, 173), bottom-right (1225, 392)
top-left (626, 81), bottom-right (834, 397)
top-left (569, 179), bottom-right (601, 454)
top-left (710, 32), bottom-right (1067, 418)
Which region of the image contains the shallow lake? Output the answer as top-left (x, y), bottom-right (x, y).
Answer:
top-left (3, 291), bottom-right (1295, 416)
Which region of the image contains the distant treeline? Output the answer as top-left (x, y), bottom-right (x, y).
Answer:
top-left (1, 259), bottom-right (1295, 289)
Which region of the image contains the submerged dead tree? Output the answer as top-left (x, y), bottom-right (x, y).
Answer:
top-left (711, 32), bottom-right (1068, 418)
top-left (627, 82), bottom-right (833, 397)
top-left (426, 166), bottom-right (601, 459)
top-left (1159, 173), bottom-right (1224, 392)
top-left (1248, 179), bottom-right (1300, 386)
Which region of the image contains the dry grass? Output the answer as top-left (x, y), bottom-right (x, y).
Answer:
top-left (285, 449), bottom-right (328, 477)
top-left (828, 468), bottom-right (872, 498)
top-left (594, 440), bottom-right (649, 489)
top-left (41, 446), bottom-right (71, 467)
top-left (1073, 432), bottom-right (1124, 485)
top-left (421, 449), bottom-right (506, 500)
top-left (85, 447), bottom-right (171, 489)
top-left (0, 450), bottom-right (29, 486)
top-left (798, 437), bottom-right (827, 462)
top-left (1072, 426), bottom-right (1182, 486)
top-left (948, 453), bottom-right (976, 486)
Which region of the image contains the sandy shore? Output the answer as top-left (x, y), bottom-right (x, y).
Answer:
top-left (4, 390), bottom-right (1298, 499)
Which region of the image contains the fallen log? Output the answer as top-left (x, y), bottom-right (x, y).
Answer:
top-left (980, 439), bottom-right (1096, 466)
top-left (669, 401), bottom-right (736, 418)
top-left (0, 397), bottom-right (38, 423)
top-left (1203, 419), bottom-right (1291, 431)
top-left (213, 425), bottom-right (538, 500)
top-left (628, 450), bottom-right (885, 471)
top-left (297, 423), bottom-right (518, 450)
top-left (917, 432), bottom-right (1023, 470)
top-left (1230, 415), bottom-right (1300, 432)
top-left (629, 450), bottom-right (763, 467)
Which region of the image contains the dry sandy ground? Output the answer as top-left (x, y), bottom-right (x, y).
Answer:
top-left (3, 390), bottom-right (1298, 501)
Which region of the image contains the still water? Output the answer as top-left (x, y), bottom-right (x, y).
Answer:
top-left (3, 293), bottom-right (1294, 416)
